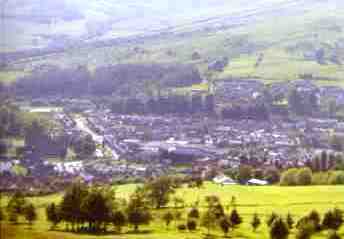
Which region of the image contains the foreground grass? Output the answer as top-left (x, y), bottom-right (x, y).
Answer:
top-left (2, 183), bottom-right (344, 239)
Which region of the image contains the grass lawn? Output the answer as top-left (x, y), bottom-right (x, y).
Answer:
top-left (1, 183), bottom-right (344, 239)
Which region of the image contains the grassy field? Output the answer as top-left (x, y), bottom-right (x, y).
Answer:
top-left (2, 183), bottom-right (344, 239)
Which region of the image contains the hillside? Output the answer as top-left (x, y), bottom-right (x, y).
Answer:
top-left (2, 0), bottom-right (344, 85)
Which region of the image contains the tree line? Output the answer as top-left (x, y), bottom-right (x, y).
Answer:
top-left (2, 177), bottom-right (344, 239)
top-left (13, 64), bottom-right (202, 98)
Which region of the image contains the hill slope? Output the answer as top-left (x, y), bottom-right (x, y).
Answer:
top-left (2, 0), bottom-right (344, 85)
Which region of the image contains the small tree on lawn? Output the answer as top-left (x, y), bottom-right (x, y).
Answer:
top-left (162, 211), bottom-right (174, 228)
top-left (201, 210), bottom-right (217, 236)
top-left (112, 210), bottom-right (127, 233)
top-left (24, 203), bottom-right (37, 228)
top-left (219, 216), bottom-right (232, 237)
top-left (286, 213), bottom-right (294, 229)
top-left (308, 210), bottom-right (321, 231)
top-left (126, 188), bottom-right (152, 232)
top-left (295, 221), bottom-right (315, 239)
top-left (267, 212), bottom-right (279, 227)
top-left (322, 208), bottom-right (344, 231)
top-left (187, 219), bottom-right (197, 231)
top-left (46, 203), bottom-right (61, 230)
top-left (270, 217), bottom-right (289, 239)
top-left (229, 209), bottom-right (242, 228)
top-left (251, 213), bottom-right (261, 232)
top-left (188, 207), bottom-right (200, 219)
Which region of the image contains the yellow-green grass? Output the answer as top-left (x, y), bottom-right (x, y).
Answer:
top-left (2, 183), bottom-right (344, 239)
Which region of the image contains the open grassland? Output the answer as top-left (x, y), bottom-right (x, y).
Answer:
top-left (2, 183), bottom-right (344, 239)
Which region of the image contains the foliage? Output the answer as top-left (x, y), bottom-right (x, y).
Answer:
top-left (286, 213), bottom-right (294, 229)
top-left (188, 208), bottom-right (200, 219)
top-left (267, 212), bottom-right (279, 227)
top-left (111, 210), bottom-right (127, 233)
top-left (269, 217), bottom-right (290, 239)
top-left (24, 203), bottom-right (37, 226)
top-left (201, 210), bottom-right (217, 236)
top-left (251, 213), bottom-right (261, 232)
top-left (186, 219), bottom-right (197, 231)
top-left (295, 221), bottom-right (315, 239)
top-left (46, 203), bottom-right (61, 229)
top-left (126, 187), bottom-right (152, 232)
top-left (162, 211), bottom-right (174, 228)
top-left (145, 176), bottom-right (178, 209)
top-left (322, 208), bottom-right (344, 231)
top-left (229, 209), bottom-right (242, 228)
top-left (297, 168), bottom-right (313, 186)
top-left (328, 230), bottom-right (342, 239)
top-left (219, 215), bottom-right (232, 237)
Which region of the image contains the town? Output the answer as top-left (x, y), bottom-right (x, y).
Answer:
top-left (2, 77), bottom-right (344, 193)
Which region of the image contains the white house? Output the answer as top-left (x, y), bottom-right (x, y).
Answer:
top-left (213, 175), bottom-right (237, 185)
top-left (247, 178), bottom-right (268, 186)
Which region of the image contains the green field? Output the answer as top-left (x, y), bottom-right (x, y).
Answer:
top-left (2, 183), bottom-right (344, 239)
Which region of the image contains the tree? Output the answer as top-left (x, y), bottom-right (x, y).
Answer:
top-left (59, 182), bottom-right (88, 231)
top-left (24, 203), bottom-right (37, 228)
top-left (219, 216), bottom-right (231, 237)
top-left (280, 168), bottom-right (298, 186)
top-left (7, 191), bottom-right (27, 215)
top-left (188, 208), bottom-right (200, 219)
top-left (111, 210), bottom-right (127, 233)
top-left (187, 219), bottom-right (197, 231)
top-left (73, 134), bottom-right (96, 158)
top-left (322, 208), bottom-right (343, 231)
top-left (296, 168), bottom-right (312, 185)
top-left (8, 209), bottom-right (18, 224)
top-left (308, 210), bottom-right (321, 231)
top-left (296, 221), bottom-right (315, 239)
top-left (0, 207), bottom-right (4, 221)
top-left (46, 203), bottom-right (61, 229)
top-left (126, 188), bottom-right (152, 232)
top-left (162, 211), bottom-right (174, 228)
top-left (286, 213), bottom-right (294, 229)
top-left (201, 210), bottom-right (217, 236)
top-left (251, 213), bottom-right (261, 232)
top-left (264, 168), bottom-right (280, 184)
top-left (270, 217), bottom-right (290, 239)
top-left (229, 209), bottom-right (242, 228)
top-left (145, 176), bottom-right (177, 209)
top-left (81, 188), bottom-right (112, 233)
top-left (267, 212), bottom-right (279, 227)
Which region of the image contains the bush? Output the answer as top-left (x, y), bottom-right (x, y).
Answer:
top-left (270, 217), bottom-right (289, 239)
top-left (296, 168), bottom-right (313, 185)
top-left (187, 219), bottom-right (197, 231)
top-left (188, 208), bottom-right (200, 219)
top-left (328, 171), bottom-right (344, 185)
top-left (296, 221), bottom-right (315, 239)
top-left (177, 224), bottom-right (187, 231)
top-left (322, 208), bottom-right (343, 231)
top-left (280, 168), bottom-right (298, 186)
top-left (267, 212), bottom-right (279, 227)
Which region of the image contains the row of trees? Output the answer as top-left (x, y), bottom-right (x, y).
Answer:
top-left (13, 64), bottom-right (202, 98)
top-left (2, 177), bottom-right (344, 239)
top-left (280, 167), bottom-right (344, 186)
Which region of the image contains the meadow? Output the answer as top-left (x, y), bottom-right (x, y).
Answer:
top-left (2, 183), bottom-right (344, 239)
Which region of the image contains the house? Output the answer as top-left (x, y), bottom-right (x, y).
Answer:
top-left (247, 178), bottom-right (268, 186)
top-left (213, 175), bottom-right (237, 185)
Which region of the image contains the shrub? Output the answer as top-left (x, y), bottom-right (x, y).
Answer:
top-left (270, 217), bottom-right (289, 239)
top-left (177, 224), bottom-right (187, 231)
top-left (286, 213), bottom-right (294, 229)
top-left (187, 219), bottom-right (197, 231)
top-left (280, 168), bottom-right (298, 186)
top-left (296, 221), bottom-right (315, 239)
top-left (328, 171), bottom-right (344, 185)
top-left (267, 212), bottom-right (279, 227)
top-left (296, 168), bottom-right (313, 185)
top-left (251, 213), bottom-right (261, 232)
top-left (322, 208), bottom-right (343, 231)
top-left (188, 208), bottom-right (200, 219)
